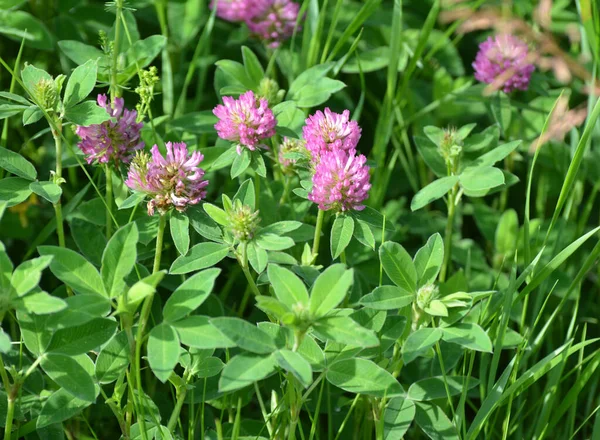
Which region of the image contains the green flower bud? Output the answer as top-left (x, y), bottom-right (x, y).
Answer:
top-left (257, 77), bottom-right (284, 106)
top-left (439, 127), bottom-right (463, 169)
top-left (34, 78), bottom-right (59, 111)
top-left (227, 200), bottom-right (260, 241)
top-left (135, 66), bottom-right (160, 120)
top-left (416, 283), bottom-right (439, 310)
top-left (279, 137), bottom-right (309, 175)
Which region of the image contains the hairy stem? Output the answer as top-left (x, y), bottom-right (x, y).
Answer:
top-left (238, 242), bottom-right (261, 297)
top-left (4, 388), bottom-right (15, 440)
top-left (105, 165), bottom-right (113, 238)
top-left (440, 184), bottom-right (457, 282)
top-left (52, 128), bottom-right (66, 250)
top-left (1, 355), bottom-right (13, 440)
top-left (311, 209), bottom-right (325, 263)
top-left (152, 214), bottom-right (167, 274)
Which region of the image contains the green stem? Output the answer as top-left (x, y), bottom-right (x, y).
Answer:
top-left (105, 165), bottom-right (113, 238)
top-left (111, 0), bottom-right (124, 100)
top-left (152, 214), bottom-right (167, 274)
top-left (52, 128), bottom-right (66, 250)
top-left (279, 175), bottom-right (292, 205)
top-left (288, 415), bottom-right (298, 440)
top-left (332, 394), bottom-right (361, 440)
top-left (0, 345), bottom-right (11, 392)
top-left (390, 342), bottom-right (404, 378)
top-left (238, 242), bottom-right (261, 297)
top-left (374, 401), bottom-right (385, 440)
top-left (254, 174), bottom-right (261, 210)
top-left (432, 319), bottom-right (456, 423)
top-left (236, 286), bottom-right (252, 317)
top-left (292, 331), bottom-right (305, 352)
top-left (2, 356), bottom-right (41, 440)
top-left (254, 382), bottom-right (273, 437)
top-left (0, 355), bottom-right (13, 439)
top-left (135, 214), bottom-right (167, 438)
top-left (311, 209), bottom-right (325, 263)
top-left (99, 387), bottom-right (128, 437)
top-left (167, 377), bottom-right (188, 433)
top-left (340, 250), bottom-right (347, 265)
top-left (440, 185), bottom-right (457, 282)
top-left (4, 388), bottom-right (15, 440)
top-left (287, 373), bottom-right (300, 440)
top-left (22, 357), bottom-right (42, 381)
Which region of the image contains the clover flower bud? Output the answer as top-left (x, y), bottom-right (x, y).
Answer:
top-left (257, 77), bottom-right (284, 106)
top-left (416, 283), bottom-right (439, 311)
top-left (278, 137), bottom-right (309, 175)
top-left (34, 78), bottom-right (59, 111)
top-left (439, 127), bottom-right (463, 167)
top-left (227, 200), bottom-right (261, 241)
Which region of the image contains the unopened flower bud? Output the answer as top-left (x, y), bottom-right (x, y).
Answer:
top-left (227, 200), bottom-right (260, 241)
top-left (416, 283), bottom-right (439, 310)
top-left (257, 78), bottom-right (284, 106)
top-left (135, 67), bottom-right (160, 119)
top-left (278, 137), bottom-right (308, 174)
top-left (439, 127), bottom-right (462, 168)
top-left (34, 78), bottom-right (59, 111)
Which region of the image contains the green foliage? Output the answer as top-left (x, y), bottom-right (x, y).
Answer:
top-left (1, 1), bottom-right (599, 439)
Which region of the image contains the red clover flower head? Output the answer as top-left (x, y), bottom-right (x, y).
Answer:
top-left (125, 142), bottom-right (208, 216)
top-left (213, 90), bottom-right (277, 155)
top-left (210, 0), bottom-right (257, 22)
top-left (303, 108), bottom-right (361, 161)
top-left (76, 94), bottom-right (144, 165)
top-left (472, 34), bottom-right (535, 93)
top-left (308, 149), bottom-right (371, 212)
top-left (247, 0), bottom-right (301, 48)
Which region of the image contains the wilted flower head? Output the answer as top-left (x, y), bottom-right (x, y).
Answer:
top-left (213, 91), bottom-right (277, 155)
top-left (125, 142), bottom-right (208, 216)
top-left (308, 149), bottom-right (371, 212)
top-left (227, 199), bottom-right (261, 241)
top-left (473, 34), bottom-right (535, 93)
top-left (210, 0), bottom-right (256, 22)
top-left (303, 109), bottom-right (361, 160)
top-left (278, 137), bottom-right (309, 174)
top-left (247, 0), bottom-right (300, 48)
top-left (76, 94), bottom-right (144, 165)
